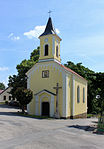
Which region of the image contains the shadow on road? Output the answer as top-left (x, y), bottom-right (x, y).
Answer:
top-left (0, 111), bottom-right (18, 116)
top-left (67, 125), bottom-right (96, 132)
top-left (67, 124), bottom-right (104, 135)
top-left (92, 121), bottom-right (98, 124)
top-left (0, 104), bottom-right (19, 109)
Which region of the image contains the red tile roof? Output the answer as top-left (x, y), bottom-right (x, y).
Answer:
top-left (58, 63), bottom-right (87, 81)
top-left (0, 90), bottom-right (4, 94)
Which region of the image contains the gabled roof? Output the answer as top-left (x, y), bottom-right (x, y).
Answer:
top-left (0, 87), bottom-right (11, 95)
top-left (35, 89), bottom-right (56, 96)
top-left (26, 60), bottom-right (87, 82)
top-left (0, 90), bottom-right (4, 94)
top-left (58, 63), bottom-right (87, 82)
top-left (39, 17), bottom-right (56, 37)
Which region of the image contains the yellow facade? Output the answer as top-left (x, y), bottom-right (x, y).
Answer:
top-left (74, 77), bottom-right (87, 116)
top-left (39, 34), bottom-right (61, 63)
top-left (26, 61), bottom-right (87, 118)
top-left (26, 17), bottom-right (87, 118)
top-left (27, 61), bottom-right (63, 117)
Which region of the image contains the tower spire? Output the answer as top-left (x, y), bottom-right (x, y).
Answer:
top-left (39, 17), bottom-right (56, 37)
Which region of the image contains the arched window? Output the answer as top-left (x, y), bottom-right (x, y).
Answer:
top-left (83, 88), bottom-right (85, 103)
top-left (44, 44), bottom-right (48, 56)
top-left (56, 45), bottom-right (58, 57)
top-left (77, 86), bottom-right (80, 103)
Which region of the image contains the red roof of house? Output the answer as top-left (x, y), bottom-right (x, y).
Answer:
top-left (0, 90), bottom-right (4, 94)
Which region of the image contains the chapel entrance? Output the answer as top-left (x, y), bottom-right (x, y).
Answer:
top-left (42, 102), bottom-right (50, 116)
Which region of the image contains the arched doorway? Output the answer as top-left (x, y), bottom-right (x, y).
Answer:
top-left (42, 102), bottom-right (50, 116)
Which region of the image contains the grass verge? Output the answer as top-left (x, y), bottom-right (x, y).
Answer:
top-left (17, 112), bottom-right (53, 119)
top-left (0, 102), bottom-right (5, 105)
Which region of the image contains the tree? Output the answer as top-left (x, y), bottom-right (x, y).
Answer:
top-left (15, 87), bottom-right (33, 113)
top-left (90, 73), bottom-right (104, 114)
top-left (95, 88), bottom-right (104, 116)
top-left (30, 46), bottom-right (40, 62)
top-left (8, 47), bottom-right (39, 107)
top-left (8, 74), bottom-right (27, 99)
top-left (0, 82), bottom-right (5, 90)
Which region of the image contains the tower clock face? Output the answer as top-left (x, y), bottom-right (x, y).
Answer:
top-left (44, 38), bottom-right (48, 42)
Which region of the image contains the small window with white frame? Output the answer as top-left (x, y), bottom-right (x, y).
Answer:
top-left (42, 70), bottom-right (49, 78)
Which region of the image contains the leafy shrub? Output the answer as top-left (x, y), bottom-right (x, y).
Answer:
top-left (5, 101), bottom-right (8, 104)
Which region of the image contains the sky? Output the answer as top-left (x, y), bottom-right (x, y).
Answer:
top-left (0, 0), bottom-right (104, 86)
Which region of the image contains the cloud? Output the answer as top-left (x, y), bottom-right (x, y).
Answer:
top-left (2, 77), bottom-right (9, 87)
top-left (24, 25), bottom-right (60, 39)
top-left (0, 77), bottom-right (9, 87)
top-left (55, 29), bottom-right (60, 34)
top-left (8, 33), bottom-right (14, 38)
top-left (12, 36), bottom-right (20, 40)
top-left (0, 67), bottom-right (9, 71)
top-left (8, 33), bottom-right (20, 41)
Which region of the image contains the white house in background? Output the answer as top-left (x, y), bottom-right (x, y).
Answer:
top-left (0, 87), bottom-right (13, 102)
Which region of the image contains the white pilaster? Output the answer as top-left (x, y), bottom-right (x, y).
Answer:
top-left (27, 75), bottom-right (30, 113)
top-left (27, 75), bottom-right (30, 89)
top-left (27, 104), bottom-right (30, 114)
top-left (35, 95), bottom-right (39, 116)
top-left (62, 72), bottom-right (67, 117)
top-left (72, 75), bottom-right (75, 116)
top-left (66, 74), bottom-right (68, 117)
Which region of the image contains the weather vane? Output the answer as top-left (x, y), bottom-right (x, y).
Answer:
top-left (48, 10), bottom-right (52, 17)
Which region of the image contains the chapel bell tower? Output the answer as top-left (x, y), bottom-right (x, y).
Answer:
top-left (39, 17), bottom-right (62, 63)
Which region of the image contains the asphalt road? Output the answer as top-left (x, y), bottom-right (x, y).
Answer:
top-left (0, 104), bottom-right (104, 149)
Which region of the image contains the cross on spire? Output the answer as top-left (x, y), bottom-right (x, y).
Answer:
top-left (48, 10), bottom-right (52, 17)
